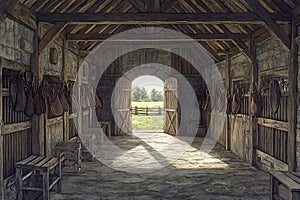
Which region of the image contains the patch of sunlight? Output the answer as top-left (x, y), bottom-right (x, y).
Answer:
top-left (172, 151), bottom-right (230, 170)
top-left (112, 145), bottom-right (164, 170)
top-left (132, 131), bottom-right (229, 170)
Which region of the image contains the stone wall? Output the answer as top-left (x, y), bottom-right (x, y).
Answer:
top-left (0, 18), bottom-right (34, 65)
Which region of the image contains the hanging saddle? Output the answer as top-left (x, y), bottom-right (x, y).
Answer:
top-left (23, 72), bottom-right (35, 117)
top-left (33, 82), bottom-right (46, 116)
top-left (269, 80), bottom-right (281, 114)
top-left (65, 82), bottom-right (79, 112)
top-left (250, 93), bottom-right (262, 117)
top-left (226, 95), bottom-right (232, 114)
top-left (59, 83), bottom-right (70, 112)
top-left (49, 84), bottom-right (63, 116)
top-left (9, 73), bottom-right (18, 110)
top-left (217, 90), bottom-right (225, 112)
top-left (232, 88), bottom-right (243, 115)
top-left (11, 72), bottom-right (27, 112)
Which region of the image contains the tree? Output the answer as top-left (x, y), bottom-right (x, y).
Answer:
top-left (141, 87), bottom-right (150, 102)
top-left (132, 86), bottom-right (142, 101)
top-left (150, 89), bottom-right (164, 102)
top-left (132, 86), bottom-right (150, 102)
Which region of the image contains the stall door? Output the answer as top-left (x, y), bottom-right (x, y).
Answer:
top-left (114, 77), bottom-right (132, 135)
top-left (164, 77), bottom-right (178, 135)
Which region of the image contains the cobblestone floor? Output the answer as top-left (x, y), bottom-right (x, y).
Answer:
top-left (51, 132), bottom-right (269, 200)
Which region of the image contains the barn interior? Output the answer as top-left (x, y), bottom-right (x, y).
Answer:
top-left (0, 0), bottom-right (300, 199)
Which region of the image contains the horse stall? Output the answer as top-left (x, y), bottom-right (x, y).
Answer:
top-left (0, 0), bottom-right (300, 200)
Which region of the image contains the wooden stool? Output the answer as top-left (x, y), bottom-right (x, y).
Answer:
top-left (55, 141), bottom-right (81, 173)
top-left (15, 155), bottom-right (61, 200)
top-left (270, 171), bottom-right (300, 200)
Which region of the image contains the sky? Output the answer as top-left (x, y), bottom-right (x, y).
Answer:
top-left (132, 76), bottom-right (164, 92)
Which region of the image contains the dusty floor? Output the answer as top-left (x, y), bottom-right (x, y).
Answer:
top-left (49, 132), bottom-right (270, 200)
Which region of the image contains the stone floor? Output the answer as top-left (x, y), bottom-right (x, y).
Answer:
top-left (50, 132), bottom-right (270, 200)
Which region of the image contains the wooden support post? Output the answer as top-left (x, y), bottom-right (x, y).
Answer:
top-left (0, 58), bottom-right (4, 200)
top-left (77, 55), bottom-right (83, 136)
top-left (249, 35), bottom-right (258, 166)
top-left (62, 39), bottom-right (69, 141)
top-left (32, 24), bottom-right (45, 156)
top-left (225, 51), bottom-right (231, 151)
top-left (287, 22), bottom-right (297, 171)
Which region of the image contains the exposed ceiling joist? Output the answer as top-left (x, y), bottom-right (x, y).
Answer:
top-left (37, 12), bottom-right (291, 24)
top-left (247, 1), bottom-right (291, 50)
top-left (218, 24), bottom-right (252, 60)
top-left (199, 42), bottom-right (222, 62)
top-left (39, 22), bottom-right (68, 52)
top-left (66, 32), bottom-right (249, 41)
top-left (160, 0), bottom-right (179, 12)
top-left (128, 0), bottom-right (145, 12)
top-left (293, 5), bottom-right (300, 25)
top-left (0, 0), bottom-right (21, 21)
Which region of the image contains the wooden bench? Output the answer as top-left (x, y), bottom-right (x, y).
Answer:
top-left (15, 155), bottom-right (61, 200)
top-left (55, 141), bottom-right (81, 173)
top-left (270, 171), bottom-right (300, 200)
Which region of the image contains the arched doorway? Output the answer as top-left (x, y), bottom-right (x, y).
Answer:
top-left (131, 75), bottom-right (165, 132)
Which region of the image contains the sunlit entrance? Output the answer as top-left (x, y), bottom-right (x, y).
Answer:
top-left (131, 75), bottom-right (164, 131)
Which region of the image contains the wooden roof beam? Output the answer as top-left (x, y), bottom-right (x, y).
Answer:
top-left (160, 0), bottom-right (179, 12)
top-left (247, 0), bottom-right (291, 50)
top-left (0, 0), bottom-right (20, 21)
top-left (128, 0), bottom-right (145, 12)
top-left (199, 42), bottom-right (223, 63)
top-left (39, 22), bottom-right (68, 52)
top-left (218, 24), bottom-right (252, 60)
top-left (37, 13), bottom-right (290, 24)
top-left (66, 32), bottom-right (250, 41)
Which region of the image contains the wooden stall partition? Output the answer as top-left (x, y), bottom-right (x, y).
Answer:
top-left (41, 35), bottom-right (66, 156)
top-left (0, 58), bottom-right (4, 200)
top-left (62, 40), bottom-right (69, 141)
top-left (249, 35), bottom-right (258, 165)
top-left (1, 64), bottom-right (34, 198)
top-left (45, 117), bottom-right (64, 156)
top-left (229, 78), bottom-right (251, 161)
top-left (31, 26), bottom-right (45, 156)
top-left (256, 70), bottom-right (290, 170)
top-left (225, 51), bottom-right (231, 150)
top-left (287, 24), bottom-right (298, 171)
top-left (63, 40), bottom-right (79, 141)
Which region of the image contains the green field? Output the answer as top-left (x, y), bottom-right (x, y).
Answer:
top-left (132, 101), bottom-right (164, 108)
top-left (132, 101), bottom-right (164, 131)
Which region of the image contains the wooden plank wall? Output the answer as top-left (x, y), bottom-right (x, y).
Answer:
top-left (1, 64), bottom-right (33, 195)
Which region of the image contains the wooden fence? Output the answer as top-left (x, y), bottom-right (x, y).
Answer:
top-left (131, 106), bottom-right (163, 116)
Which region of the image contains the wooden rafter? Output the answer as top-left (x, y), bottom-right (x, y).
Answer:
top-left (127, 0), bottom-right (145, 12)
top-left (160, 0), bottom-right (179, 12)
top-left (85, 0), bottom-right (106, 13)
top-left (39, 22), bottom-right (68, 52)
top-left (218, 24), bottom-right (252, 60)
top-left (37, 12), bottom-right (290, 24)
top-left (247, 0), bottom-right (291, 50)
top-left (66, 32), bottom-right (249, 41)
top-left (170, 24), bottom-right (222, 62)
top-left (0, 0), bottom-right (20, 21)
